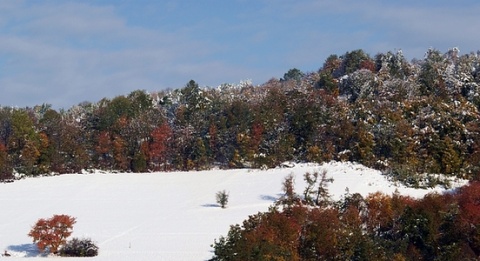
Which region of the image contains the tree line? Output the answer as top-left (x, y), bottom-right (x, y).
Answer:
top-left (2, 47), bottom-right (480, 180)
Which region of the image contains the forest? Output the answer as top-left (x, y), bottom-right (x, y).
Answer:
top-left (1, 48), bottom-right (480, 184)
top-left (210, 174), bottom-right (480, 260)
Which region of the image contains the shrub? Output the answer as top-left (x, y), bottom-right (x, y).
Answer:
top-left (216, 190), bottom-right (229, 208)
top-left (28, 214), bottom-right (76, 254)
top-left (59, 237), bottom-right (99, 257)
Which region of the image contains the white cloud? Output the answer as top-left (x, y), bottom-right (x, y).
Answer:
top-left (275, 1), bottom-right (480, 76)
top-left (0, 2), bottom-right (231, 108)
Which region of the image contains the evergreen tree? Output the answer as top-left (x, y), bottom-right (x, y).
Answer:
top-left (282, 68), bottom-right (304, 82)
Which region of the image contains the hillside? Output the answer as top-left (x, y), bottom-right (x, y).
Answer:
top-left (0, 162), bottom-right (466, 260)
top-left (2, 48), bottom-right (480, 183)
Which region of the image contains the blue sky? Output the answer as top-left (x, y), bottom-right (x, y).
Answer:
top-left (1, 0), bottom-right (479, 109)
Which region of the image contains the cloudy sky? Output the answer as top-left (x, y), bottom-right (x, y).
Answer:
top-left (0, 0), bottom-right (479, 109)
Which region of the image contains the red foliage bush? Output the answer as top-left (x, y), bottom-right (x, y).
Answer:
top-left (457, 182), bottom-right (480, 225)
top-left (28, 214), bottom-right (76, 254)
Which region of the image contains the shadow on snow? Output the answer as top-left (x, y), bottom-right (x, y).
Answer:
top-left (7, 243), bottom-right (41, 257)
top-left (201, 203), bottom-right (221, 208)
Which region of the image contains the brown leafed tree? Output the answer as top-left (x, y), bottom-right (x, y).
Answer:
top-left (28, 214), bottom-right (76, 254)
top-left (365, 192), bottom-right (394, 236)
top-left (96, 131), bottom-right (113, 169)
top-left (112, 134), bottom-right (128, 171)
top-left (149, 123), bottom-right (172, 171)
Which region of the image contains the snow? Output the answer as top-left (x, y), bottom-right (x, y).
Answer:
top-left (0, 161), bottom-right (468, 260)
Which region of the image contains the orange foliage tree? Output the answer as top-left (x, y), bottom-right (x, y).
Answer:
top-left (28, 214), bottom-right (76, 254)
top-left (149, 123), bottom-right (172, 171)
top-left (95, 131), bottom-right (113, 169)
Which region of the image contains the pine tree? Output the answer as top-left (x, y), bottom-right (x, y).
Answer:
top-left (216, 190), bottom-right (229, 208)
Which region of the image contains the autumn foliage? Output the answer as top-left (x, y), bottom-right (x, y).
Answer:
top-left (28, 214), bottom-right (76, 254)
top-left (149, 123), bottom-right (173, 171)
top-left (0, 48), bottom-right (479, 179)
top-left (211, 176), bottom-right (480, 261)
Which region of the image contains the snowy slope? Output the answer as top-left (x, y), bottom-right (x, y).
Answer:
top-left (0, 162), bottom-right (467, 260)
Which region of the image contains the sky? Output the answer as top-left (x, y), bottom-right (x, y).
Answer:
top-left (1, 0), bottom-right (479, 109)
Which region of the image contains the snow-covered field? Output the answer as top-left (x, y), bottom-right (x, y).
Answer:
top-left (0, 162), bottom-right (468, 260)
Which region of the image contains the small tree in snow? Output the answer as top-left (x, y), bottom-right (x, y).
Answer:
top-left (28, 214), bottom-right (76, 254)
top-left (277, 174), bottom-right (301, 208)
top-left (303, 170), bottom-right (333, 207)
top-left (216, 190), bottom-right (229, 208)
top-left (315, 170), bottom-right (334, 206)
top-left (303, 171), bottom-right (319, 205)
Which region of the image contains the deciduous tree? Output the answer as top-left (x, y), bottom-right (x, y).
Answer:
top-left (28, 214), bottom-right (76, 254)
